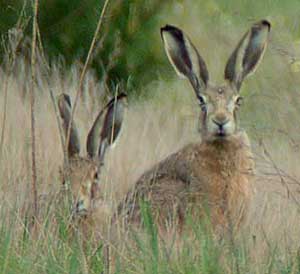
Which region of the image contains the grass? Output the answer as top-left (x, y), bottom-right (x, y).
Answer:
top-left (1, 0), bottom-right (300, 273)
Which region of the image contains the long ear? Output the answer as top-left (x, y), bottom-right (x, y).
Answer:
top-left (86, 93), bottom-right (127, 162)
top-left (224, 20), bottom-right (271, 91)
top-left (57, 94), bottom-right (80, 158)
top-left (161, 24), bottom-right (209, 100)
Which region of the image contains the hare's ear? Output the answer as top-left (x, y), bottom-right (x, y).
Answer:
top-left (57, 94), bottom-right (80, 158)
top-left (224, 20), bottom-right (271, 91)
top-left (86, 93), bottom-right (127, 163)
top-left (161, 25), bottom-right (209, 100)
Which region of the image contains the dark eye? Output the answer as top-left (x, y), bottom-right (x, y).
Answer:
top-left (198, 95), bottom-right (207, 112)
top-left (93, 172), bottom-right (98, 180)
top-left (62, 179), bottom-right (70, 190)
top-left (235, 96), bottom-right (243, 107)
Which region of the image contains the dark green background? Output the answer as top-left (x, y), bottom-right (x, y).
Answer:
top-left (0, 0), bottom-right (168, 95)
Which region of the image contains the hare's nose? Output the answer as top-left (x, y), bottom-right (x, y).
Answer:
top-left (212, 117), bottom-right (229, 128)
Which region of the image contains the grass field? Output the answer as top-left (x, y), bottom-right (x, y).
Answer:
top-left (1, 0), bottom-right (300, 273)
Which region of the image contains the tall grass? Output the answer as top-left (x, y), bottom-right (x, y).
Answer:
top-left (1, 0), bottom-right (300, 273)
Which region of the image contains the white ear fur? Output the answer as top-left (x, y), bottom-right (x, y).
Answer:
top-left (224, 20), bottom-right (271, 90)
top-left (57, 93), bottom-right (80, 158)
top-left (162, 30), bottom-right (188, 79)
top-left (86, 93), bottom-right (127, 162)
top-left (161, 25), bottom-right (209, 94)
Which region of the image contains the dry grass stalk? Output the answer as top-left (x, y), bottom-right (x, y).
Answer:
top-left (29, 0), bottom-right (39, 224)
top-left (65, 0), bottom-right (111, 172)
top-left (260, 138), bottom-right (300, 207)
top-left (62, 2), bottom-right (112, 271)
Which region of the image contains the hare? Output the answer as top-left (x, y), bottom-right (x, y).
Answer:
top-left (117, 20), bottom-right (271, 233)
top-left (57, 92), bottom-right (126, 237)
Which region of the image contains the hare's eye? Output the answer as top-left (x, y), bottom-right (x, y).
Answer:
top-left (197, 95), bottom-right (207, 112)
top-left (198, 95), bottom-right (205, 105)
top-left (235, 96), bottom-right (243, 107)
top-left (93, 172), bottom-right (98, 180)
top-left (62, 179), bottom-right (70, 190)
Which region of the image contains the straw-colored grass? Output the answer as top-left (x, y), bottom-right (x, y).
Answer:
top-left (1, 0), bottom-right (300, 273)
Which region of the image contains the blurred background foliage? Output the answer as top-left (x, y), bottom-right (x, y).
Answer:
top-left (0, 0), bottom-right (168, 95)
top-left (1, 0), bottom-right (300, 96)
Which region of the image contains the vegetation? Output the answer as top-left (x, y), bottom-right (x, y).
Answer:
top-left (1, 0), bottom-right (300, 273)
top-left (0, 0), bottom-right (167, 93)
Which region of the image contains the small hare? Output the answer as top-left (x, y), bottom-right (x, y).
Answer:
top-left (118, 20), bottom-right (271, 233)
top-left (57, 92), bottom-right (126, 231)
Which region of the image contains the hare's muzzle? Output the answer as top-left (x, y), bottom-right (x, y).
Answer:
top-left (73, 200), bottom-right (88, 217)
top-left (212, 118), bottom-right (230, 137)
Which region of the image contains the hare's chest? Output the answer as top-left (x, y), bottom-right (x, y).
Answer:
top-left (187, 148), bottom-right (254, 206)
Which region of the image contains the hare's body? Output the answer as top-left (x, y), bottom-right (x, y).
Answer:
top-left (118, 20), bottom-right (270, 232)
top-left (121, 132), bottom-right (254, 230)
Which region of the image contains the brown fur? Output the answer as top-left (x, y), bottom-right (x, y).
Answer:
top-left (119, 132), bottom-right (254, 232)
top-left (60, 157), bottom-right (100, 214)
top-left (57, 93), bottom-right (126, 240)
top-left (117, 20), bottom-right (270, 234)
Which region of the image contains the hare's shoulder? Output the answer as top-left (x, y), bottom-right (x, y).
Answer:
top-left (133, 143), bottom-right (202, 190)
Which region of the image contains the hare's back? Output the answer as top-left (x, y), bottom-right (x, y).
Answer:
top-left (118, 143), bottom-right (200, 224)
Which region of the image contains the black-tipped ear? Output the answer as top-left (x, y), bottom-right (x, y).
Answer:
top-left (57, 94), bottom-right (81, 158)
top-left (161, 24), bottom-right (209, 98)
top-left (86, 93), bottom-right (127, 162)
top-left (224, 20), bottom-right (271, 91)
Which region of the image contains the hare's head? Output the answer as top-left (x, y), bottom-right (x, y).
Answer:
top-left (58, 93), bottom-right (127, 217)
top-left (161, 20), bottom-right (270, 141)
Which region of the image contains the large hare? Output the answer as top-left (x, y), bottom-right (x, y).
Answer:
top-left (118, 20), bottom-right (270, 233)
top-left (57, 93), bottom-right (126, 227)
